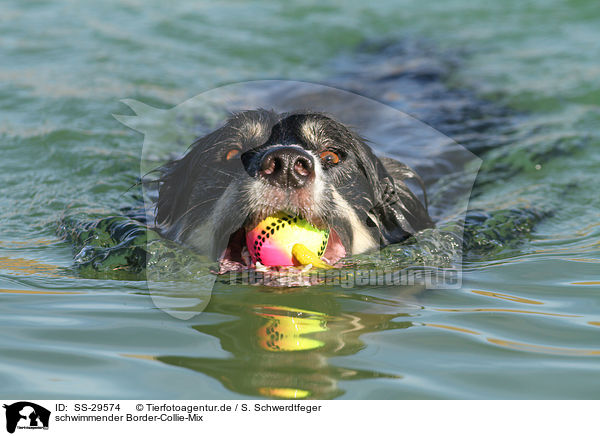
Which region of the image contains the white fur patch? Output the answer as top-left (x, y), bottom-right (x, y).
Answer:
top-left (239, 119), bottom-right (267, 141)
top-left (300, 120), bottom-right (322, 146)
top-left (331, 189), bottom-right (377, 254)
top-left (307, 148), bottom-right (325, 208)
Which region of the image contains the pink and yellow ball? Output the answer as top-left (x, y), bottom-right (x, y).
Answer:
top-left (246, 212), bottom-right (329, 266)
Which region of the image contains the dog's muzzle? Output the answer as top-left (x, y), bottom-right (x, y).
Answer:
top-left (258, 146), bottom-right (315, 189)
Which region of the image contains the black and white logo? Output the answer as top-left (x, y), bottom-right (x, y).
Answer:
top-left (3, 402), bottom-right (50, 434)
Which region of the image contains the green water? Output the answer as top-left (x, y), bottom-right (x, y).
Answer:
top-left (1, 0), bottom-right (599, 399)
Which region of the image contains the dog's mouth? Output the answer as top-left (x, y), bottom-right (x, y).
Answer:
top-left (217, 218), bottom-right (347, 274)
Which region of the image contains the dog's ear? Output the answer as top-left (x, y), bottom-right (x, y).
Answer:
top-left (155, 133), bottom-right (218, 227)
top-left (368, 157), bottom-right (434, 244)
top-left (379, 157), bottom-right (428, 210)
top-left (155, 109), bottom-right (278, 228)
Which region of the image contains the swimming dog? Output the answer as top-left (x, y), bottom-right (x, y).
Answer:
top-left (155, 109), bottom-right (433, 271)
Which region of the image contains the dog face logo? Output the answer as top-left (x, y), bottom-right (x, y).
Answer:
top-left (116, 80), bottom-right (480, 316)
top-left (3, 402), bottom-right (50, 434)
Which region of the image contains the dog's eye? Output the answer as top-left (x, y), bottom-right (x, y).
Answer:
top-left (225, 149), bottom-right (240, 160)
top-left (319, 150), bottom-right (340, 165)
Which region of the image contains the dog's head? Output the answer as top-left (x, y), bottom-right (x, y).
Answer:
top-left (155, 109), bottom-right (433, 271)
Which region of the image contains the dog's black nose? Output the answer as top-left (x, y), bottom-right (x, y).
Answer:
top-left (259, 146), bottom-right (314, 189)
